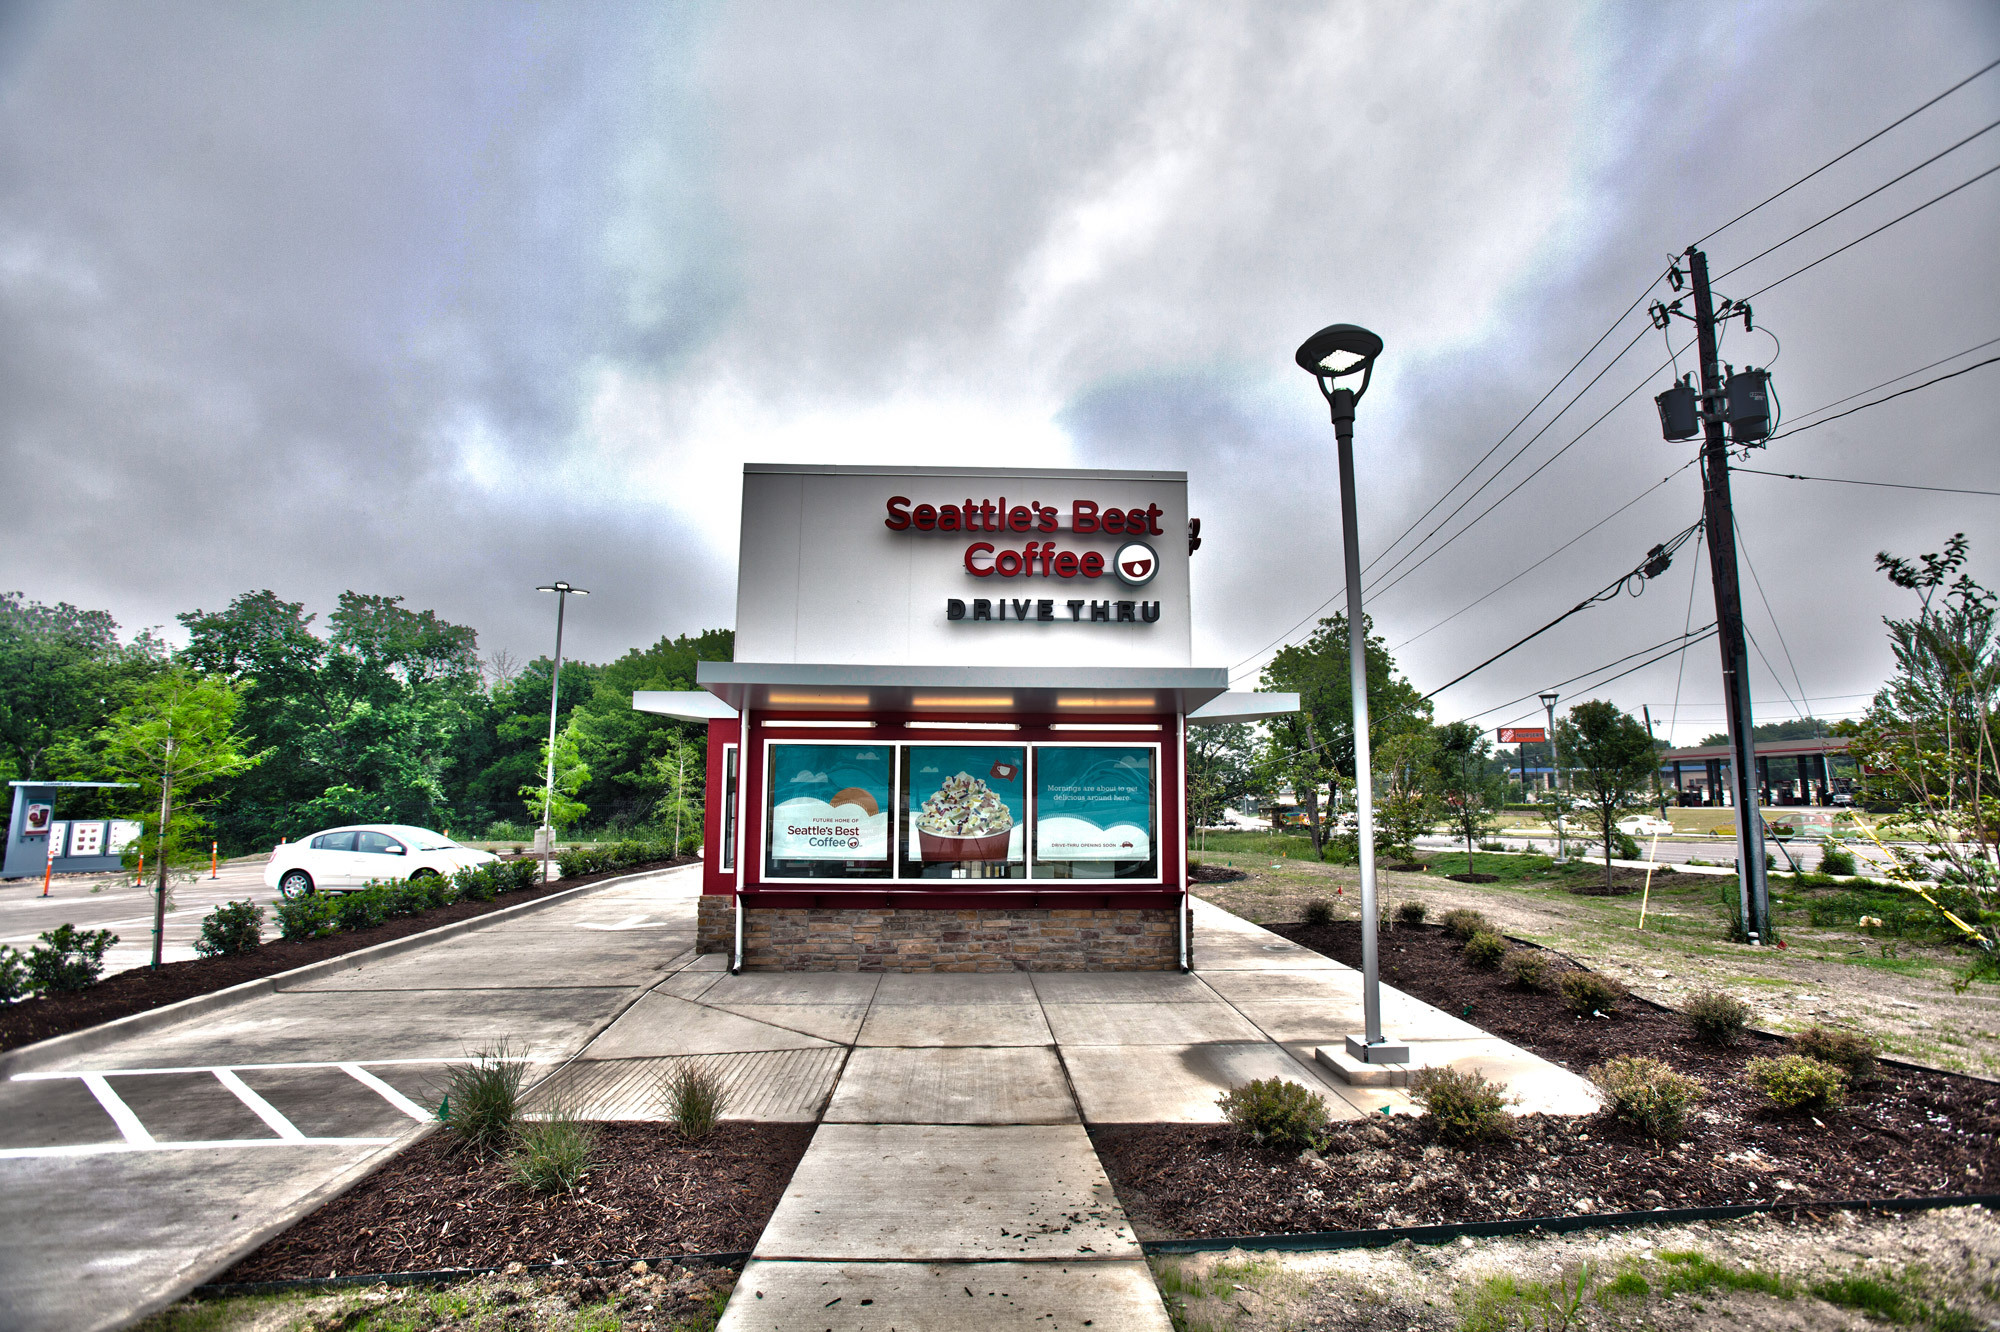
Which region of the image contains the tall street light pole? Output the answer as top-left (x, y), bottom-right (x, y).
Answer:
top-left (536, 581), bottom-right (588, 882)
top-left (1296, 323), bottom-right (1407, 1066)
top-left (1541, 692), bottom-right (1564, 861)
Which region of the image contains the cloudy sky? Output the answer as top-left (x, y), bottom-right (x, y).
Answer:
top-left (3, 1), bottom-right (1995, 743)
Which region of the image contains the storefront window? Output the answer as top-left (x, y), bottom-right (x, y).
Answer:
top-left (900, 745), bottom-right (1028, 880)
top-left (764, 742), bottom-right (895, 880)
top-left (721, 745), bottom-right (738, 871)
top-left (1030, 745), bottom-right (1158, 880)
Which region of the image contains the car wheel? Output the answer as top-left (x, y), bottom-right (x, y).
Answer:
top-left (409, 867), bottom-right (439, 882)
top-left (278, 869), bottom-right (314, 900)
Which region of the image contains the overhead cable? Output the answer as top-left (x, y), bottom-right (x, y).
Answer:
top-left (1742, 161), bottom-right (2000, 302)
top-left (1733, 468), bottom-right (2000, 498)
top-left (1763, 356), bottom-right (2000, 441)
top-left (1474, 625), bottom-right (1720, 726)
top-left (1695, 57), bottom-right (2000, 246)
top-left (1779, 335), bottom-right (2000, 425)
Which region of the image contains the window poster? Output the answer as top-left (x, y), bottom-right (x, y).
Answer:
top-left (906, 746), bottom-right (1025, 863)
top-left (1034, 746), bottom-right (1154, 862)
top-left (768, 744), bottom-right (892, 861)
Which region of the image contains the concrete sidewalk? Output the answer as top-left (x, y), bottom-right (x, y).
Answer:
top-left (0, 865), bottom-right (702, 1332)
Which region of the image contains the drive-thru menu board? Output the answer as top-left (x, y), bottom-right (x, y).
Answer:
top-left (1033, 746), bottom-right (1154, 862)
top-left (767, 744), bottom-right (892, 861)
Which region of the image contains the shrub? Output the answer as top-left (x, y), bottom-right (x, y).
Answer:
top-left (333, 885), bottom-right (390, 932)
top-left (1477, 840), bottom-right (1507, 852)
top-left (500, 860), bottom-right (539, 892)
top-left (416, 871), bottom-right (460, 910)
top-left (556, 846), bottom-right (601, 878)
top-left (379, 880), bottom-right (429, 919)
top-left (1440, 908), bottom-right (1490, 941)
top-left (26, 924), bottom-right (118, 993)
top-left (1301, 898), bottom-right (1336, 927)
top-left (1793, 1025), bottom-right (1878, 1081)
top-left (193, 900), bottom-right (264, 958)
top-left (1500, 948), bottom-right (1557, 992)
top-left (1589, 1055), bottom-right (1704, 1141)
top-left (1685, 990), bottom-right (1751, 1045)
top-left (1746, 1054), bottom-right (1847, 1112)
top-left (0, 946), bottom-right (29, 1002)
top-left (453, 864), bottom-right (501, 902)
top-left (437, 1049), bottom-right (526, 1154)
top-left (1408, 1066), bottom-right (1515, 1144)
top-left (510, 1104), bottom-right (596, 1194)
top-left (1818, 844), bottom-right (1858, 876)
top-left (1462, 930), bottom-right (1508, 969)
top-left (1217, 1077), bottom-right (1330, 1152)
top-left (1612, 830), bottom-right (1643, 861)
top-left (1558, 971), bottom-right (1625, 1017)
top-left (1395, 899), bottom-right (1427, 925)
top-left (274, 893), bottom-right (336, 941)
top-left (661, 1059), bottom-right (730, 1139)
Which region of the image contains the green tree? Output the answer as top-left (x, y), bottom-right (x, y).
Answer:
top-left (521, 721), bottom-right (590, 833)
top-left (1186, 722), bottom-right (1253, 852)
top-left (90, 669), bottom-right (263, 968)
top-left (1557, 700), bottom-right (1658, 894)
top-left (1374, 729), bottom-right (1438, 860)
top-left (1433, 720), bottom-right (1503, 864)
top-left (648, 729), bottom-right (705, 849)
top-left (0, 593), bottom-right (166, 785)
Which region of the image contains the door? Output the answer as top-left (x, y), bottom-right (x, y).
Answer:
top-left (305, 830), bottom-right (363, 887)
top-left (353, 830), bottom-right (410, 882)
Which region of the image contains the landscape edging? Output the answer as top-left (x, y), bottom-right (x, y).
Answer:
top-left (189, 1250), bottom-right (753, 1299)
top-left (0, 863), bottom-right (693, 1079)
top-left (1139, 1192), bottom-right (2000, 1255)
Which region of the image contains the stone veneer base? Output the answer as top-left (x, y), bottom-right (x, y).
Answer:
top-left (693, 895), bottom-right (1186, 971)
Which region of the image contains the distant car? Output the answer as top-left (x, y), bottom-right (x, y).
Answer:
top-left (1615, 815), bottom-right (1675, 838)
top-left (264, 824), bottom-right (498, 898)
top-left (1830, 791), bottom-right (1855, 807)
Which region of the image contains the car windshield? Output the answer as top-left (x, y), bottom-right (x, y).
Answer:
top-left (412, 838), bottom-right (456, 851)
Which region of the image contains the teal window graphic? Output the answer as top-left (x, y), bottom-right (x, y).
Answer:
top-left (1034, 746), bottom-right (1154, 862)
top-left (768, 744), bottom-right (892, 861)
top-left (905, 746), bottom-right (1026, 865)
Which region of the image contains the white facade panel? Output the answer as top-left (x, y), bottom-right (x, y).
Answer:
top-left (734, 465), bottom-right (1193, 668)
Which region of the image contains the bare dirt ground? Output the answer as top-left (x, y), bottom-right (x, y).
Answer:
top-left (1191, 846), bottom-right (2000, 1079)
top-left (1152, 1205), bottom-right (2000, 1331)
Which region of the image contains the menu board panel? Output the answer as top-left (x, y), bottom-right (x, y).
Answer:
top-left (1033, 746), bottom-right (1154, 862)
top-left (767, 744), bottom-right (892, 862)
top-left (905, 746), bottom-right (1026, 864)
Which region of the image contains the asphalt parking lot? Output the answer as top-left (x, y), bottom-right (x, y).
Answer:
top-left (0, 862), bottom-right (700, 1332)
top-left (0, 857), bottom-right (283, 978)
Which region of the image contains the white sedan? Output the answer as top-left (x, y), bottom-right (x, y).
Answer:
top-left (264, 824), bottom-right (498, 898)
top-left (1615, 815), bottom-right (1676, 838)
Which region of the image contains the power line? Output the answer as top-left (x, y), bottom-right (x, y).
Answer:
top-left (1713, 116), bottom-right (2000, 284)
top-left (1695, 57), bottom-right (2000, 246)
top-left (1389, 457), bottom-right (1701, 653)
top-left (1733, 467), bottom-right (2000, 498)
top-left (1733, 516), bottom-right (1812, 722)
top-left (1468, 624), bottom-right (1720, 724)
top-left (1780, 335), bottom-right (2000, 425)
top-left (1764, 356), bottom-right (2000, 442)
top-left (1742, 160), bottom-right (2000, 303)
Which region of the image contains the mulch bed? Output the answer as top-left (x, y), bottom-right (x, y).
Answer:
top-left (225, 1122), bottom-right (811, 1279)
top-left (1093, 918), bottom-right (2000, 1239)
top-left (1189, 862), bottom-right (1249, 884)
top-left (0, 856), bottom-right (694, 1053)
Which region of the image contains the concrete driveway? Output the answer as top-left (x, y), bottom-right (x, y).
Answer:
top-left (0, 857), bottom-right (284, 979)
top-left (0, 863), bottom-right (700, 1332)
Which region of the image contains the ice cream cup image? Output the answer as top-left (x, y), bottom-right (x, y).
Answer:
top-left (918, 826), bottom-right (1012, 861)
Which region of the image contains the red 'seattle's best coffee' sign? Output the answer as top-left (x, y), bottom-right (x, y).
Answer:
top-left (885, 495), bottom-right (1164, 582)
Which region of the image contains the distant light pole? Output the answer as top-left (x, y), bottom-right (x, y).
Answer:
top-left (536, 581), bottom-right (589, 880)
top-left (1540, 692), bottom-right (1565, 861)
top-left (1295, 322), bottom-right (1406, 1066)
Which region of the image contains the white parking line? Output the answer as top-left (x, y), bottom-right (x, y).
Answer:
top-left (213, 1069), bottom-right (306, 1141)
top-left (13, 1056), bottom-right (546, 1081)
top-left (338, 1063), bottom-right (433, 1122)
top-left (0, 1137), bottom-right (394, 1161)
top-left (80, 1075), bottom-right (152, 1145)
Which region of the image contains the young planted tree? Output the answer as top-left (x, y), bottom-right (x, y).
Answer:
top-left (93, 669), bottom-right (263, 969)
top-left (648, 727), bottom-right (705, 850)
top-left (1557, 700), bottom-right (1658, 894)
top-left (1186, 722), bottom-right (1253, 852)
top-left (1433, 720), bottom-right (1503, 866)
top-left (1373, 730), bottom-right (1438, 861)
top-left (520, 721), bottom-right (590, 833)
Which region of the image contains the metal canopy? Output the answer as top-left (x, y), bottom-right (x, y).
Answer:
top-left (695, 661), bottom-right (1230, 715)
top-left (633, 690), bottom-right (741, 723)
top-left (6, 780), bottom-right (134, 788)
top-left (1187, 691), bottom-right (1300, 727)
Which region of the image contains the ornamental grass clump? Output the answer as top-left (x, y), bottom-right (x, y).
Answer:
top-left (1408, 1066), bottom-right (1515, 1144)
top-left (437, 1048), bottom-right (527, 1155)
top-left (1395, 899), bottom-right (1428, 925)
top-left (1218, 1077), bottom-right (1330, 1152)
top-left (1588, 1055), bottom-right (1704, 1142)
top-left (1685, 989), bottom-right (1751, 1045)
top-left (1500, 947), bottom-right (1557, 992)
top-left (1301, 898), bottom-right (1336, 927)
top-left (1440, 908), bottom-right (1490, 941)
top-left (193, 900), bottom-right (264, 958)
top-left (509, 1098), bottom-right (597, 1195)
top-left (1746, 1054), bottom-right (1847, 1112)
top-left (1461, 930), bottom-right (1508, 969)
top-left (660, 1059), bottom-right (730, 1140)
top-left (1558, 970), bottom-right (1625, 1017)
top-left (1793, 1025), bottom-right (1878, 1082)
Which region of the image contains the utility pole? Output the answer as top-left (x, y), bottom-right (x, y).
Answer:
top-left (1686, 245), bottom-right (1771, 943)
top-left (535, 581), bottom-right (589, 884)
top-left (1643, 704), bottom-right (1667, 818)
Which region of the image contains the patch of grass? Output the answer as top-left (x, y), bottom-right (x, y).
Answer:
top-left (1597, 1267), bottom-right (1650, 1302)
top-left (1811, 1272), bottom-right (1915, 1321)
top-left (660, 1058), bottom-right (730, 1139)
top-left (435, 1047), bottom-right (526, 1155)
top-left (509, 1104), bottom-right (597, 1194)
top-left (1426, 851), bottom-right (1562, 882)
top-left (1655, 1250), bottom-right (1794, 1299)
top-left (132, 1295), bottom-right (301, 1331)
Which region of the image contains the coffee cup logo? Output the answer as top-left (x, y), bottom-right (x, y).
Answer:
top-left (1113, 541), bottom-right (1158, 587)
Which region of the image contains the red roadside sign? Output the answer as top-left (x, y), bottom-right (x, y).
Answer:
top-left (1497, 727), bottom-right (1546, 743)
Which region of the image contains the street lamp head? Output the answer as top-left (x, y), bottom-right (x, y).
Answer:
top-left (1295, 323), bottom-right (1384, 414)
top-left (536, 582), bottom-right (590, 596)
top-left (1539, 692), bottom-right (1560, 710)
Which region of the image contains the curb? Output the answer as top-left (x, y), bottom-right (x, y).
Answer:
top-left (0, 863), bottom-right (695, 1079)
top-left (1140, 1192), bottom-right (2000, 1256)
top-left (189, 1250), bottom-right (752, 1299)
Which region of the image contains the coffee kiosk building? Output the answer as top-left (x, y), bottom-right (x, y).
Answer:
top-left (637, 464), bottom-right (1294, 972)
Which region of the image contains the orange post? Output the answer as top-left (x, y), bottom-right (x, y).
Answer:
top-left (42, 843), bottom-right (53, 897)
top-left (136, 852), bottom-right (144, 887)
top-left (211, 841), bottom-right (219, 879)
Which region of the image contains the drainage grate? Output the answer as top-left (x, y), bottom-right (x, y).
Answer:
top-left (529, 1049), bottom-right (845, 1123)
